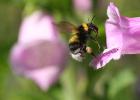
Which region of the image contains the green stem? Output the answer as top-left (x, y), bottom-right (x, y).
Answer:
top-left (61, 63), bottom-right (80, 100)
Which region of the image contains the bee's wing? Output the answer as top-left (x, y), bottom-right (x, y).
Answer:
top-left (55, 21), bottom-right (78, 34)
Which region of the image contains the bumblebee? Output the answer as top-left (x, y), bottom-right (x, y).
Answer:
top-left (57, 17), bottom-right (100, 61)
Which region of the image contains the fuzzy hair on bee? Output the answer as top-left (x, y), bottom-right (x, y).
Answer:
top-left (71, 53), bottom-right (84, 62)
top-left (57, 16), bottom-right (100, 61)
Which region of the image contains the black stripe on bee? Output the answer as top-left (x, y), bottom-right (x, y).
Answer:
top-left (69, 42), bottom-right (87, 54)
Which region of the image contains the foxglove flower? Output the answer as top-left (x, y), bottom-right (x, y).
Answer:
top-left (10, 11), bottom-right (68, 90)
top-left (91, 2), bottom-right (140, 69)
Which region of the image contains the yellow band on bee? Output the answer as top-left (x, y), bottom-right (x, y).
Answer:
top-left (82, 23), bottom-right (88, 31)
top-left (69, 35), bottom-right (79, 43)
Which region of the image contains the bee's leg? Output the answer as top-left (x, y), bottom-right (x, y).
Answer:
top-left (86, 46), bottom-right (96, 57)
top-left (92, 24), bottom-right (99, 39)
top-left (79, 44), bottom-right (86, 54)
top-left (88, 35), bottom-right (101, 50)
top-left (95, 31), bottom-right (98, 39)
top-left (94, 40), bottom-right (101, 51)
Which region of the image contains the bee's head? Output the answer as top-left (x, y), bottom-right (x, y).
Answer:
top-left (88, 16), bottom-right (98, 33)
top-left (78, 23), bottom-right (89, 32)
top-left (89, 23), bottom-right (98, 33)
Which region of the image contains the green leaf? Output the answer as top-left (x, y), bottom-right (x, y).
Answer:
top-left (108, 69), bottom-right (136, 99)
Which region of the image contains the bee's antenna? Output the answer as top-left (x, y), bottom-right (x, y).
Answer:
top-left (90, 15), bottom-right (95, 23)
top-left (88, 16), bottom-right (95, 23)
top-left (88, 16), bottom-right (90, 22)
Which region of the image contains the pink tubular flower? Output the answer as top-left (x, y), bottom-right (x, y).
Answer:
top-left (10, 11), bottom-right (68, 91)
top-left (90, 2), bottom-right (140, 69)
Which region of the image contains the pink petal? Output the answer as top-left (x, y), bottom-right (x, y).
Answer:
top-left (18, 11), bottom-right (58, 44)
top-left (105, 3), bottom-right (122, 59)
top-left (120, 17), bottom-right (140, 54)
top-left (90, 48), bottom-right (119, 69)
top-left (25, 66), bottom-right (62, 91)
top-left (11, 40), bottom-right (68, 72)
top-left (11, 40), bottom-right (68, 90)
top-left (107, 2), bottom-right (120, 23)
top-left (105, 21), bottom-right (122, 59)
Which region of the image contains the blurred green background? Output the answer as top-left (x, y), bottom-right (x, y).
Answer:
top-left (1, 0), bottom-right (140, 100)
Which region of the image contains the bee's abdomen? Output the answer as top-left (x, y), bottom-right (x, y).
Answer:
top-left (69, 42), bottom-right (81, 54)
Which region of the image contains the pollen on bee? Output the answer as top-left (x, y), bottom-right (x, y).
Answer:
top-left (86, 47), bottom-right (93, 54)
